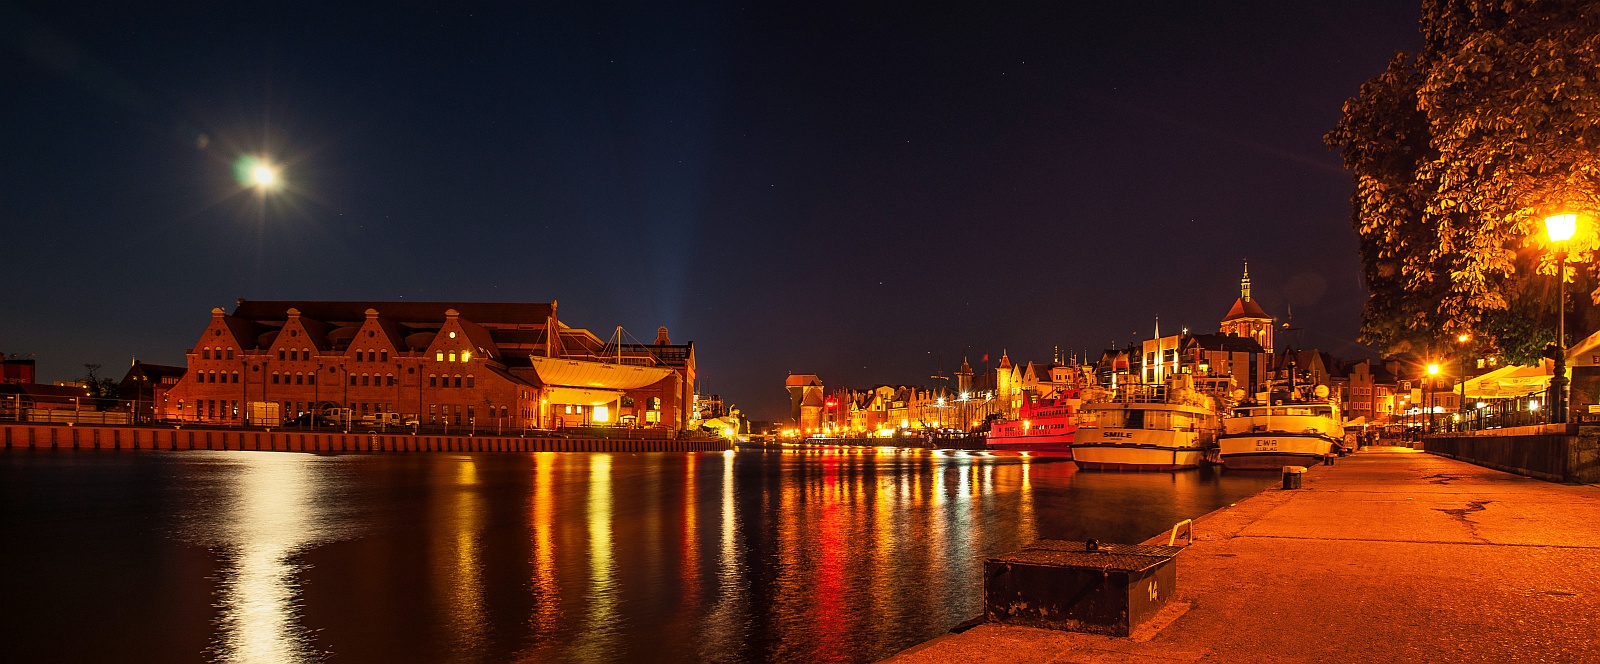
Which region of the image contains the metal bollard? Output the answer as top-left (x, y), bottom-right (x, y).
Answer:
top-left (1281, 465), bottom-right (1305, 490)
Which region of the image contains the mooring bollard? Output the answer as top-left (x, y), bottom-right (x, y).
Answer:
top-left (1282, 465), bottom-right (1306, 489)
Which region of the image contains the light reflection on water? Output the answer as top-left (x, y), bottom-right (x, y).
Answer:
top-left (200, 452), bottom-right (353, 664)
top-left (0, 447), bottom-right (1275, 663)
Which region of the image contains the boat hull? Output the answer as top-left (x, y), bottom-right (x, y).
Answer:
top-left (1071, 427), bottom-right (1205, 471)
top-left (1071, 444), bottom-right (1205, 471)
top-left (987, 433), bottom-right (1073, 455)
top-left (1217, 432), bottom-right (1335, 470)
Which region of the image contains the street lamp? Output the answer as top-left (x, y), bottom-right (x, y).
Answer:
top-left (1545, 213), bottom-right (1577, 424)
top-left (1426, 363), bottom-right (1440, 433)
top-left (1456, 334), bottom-right (1471, 422)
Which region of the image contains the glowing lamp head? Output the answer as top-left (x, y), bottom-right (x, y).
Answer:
top-left (1457, 333), bottom-right (1471, 344)
top-left (1426, 363), bottom-right (1440, 376)
top-left (1545, 213), bottom-right (1578, 244)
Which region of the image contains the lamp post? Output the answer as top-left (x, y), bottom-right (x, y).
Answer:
top-left (1545, 213), bottom-right (1577, 425)
top-left (1426, 363), bottom-right (1440, 434)
top-left (1457, 334), bottom-right (1471, 426)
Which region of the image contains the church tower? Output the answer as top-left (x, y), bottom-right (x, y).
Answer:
top-left (1219, 261), bottom-right (1275, 352)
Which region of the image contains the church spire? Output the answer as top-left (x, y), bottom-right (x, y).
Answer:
top-left (1240, 260), bottom-right (1252, 301)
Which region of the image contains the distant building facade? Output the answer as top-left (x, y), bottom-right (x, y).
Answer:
top-left (162, 300), bottom-right (696, 430)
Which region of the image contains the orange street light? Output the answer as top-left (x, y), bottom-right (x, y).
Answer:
top-left (1545, 213), bottom-right (1578, 243)
top-left (1544, 212), bottom-right (1578, 424)
top-left (1426, 363), bottom-right (1440, 376)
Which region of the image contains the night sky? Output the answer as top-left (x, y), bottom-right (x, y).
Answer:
top-left (0, 2), bottom-right (1421, 420)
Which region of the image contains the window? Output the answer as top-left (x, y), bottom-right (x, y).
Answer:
top-left (436, 352), bottom-right (444, 362)
top-left (278, 349), bottom-right (286, 361)
top-left (429, 404), bottom-right (437, 424)
top-left (386, 374), bottom-right (395, 386)
top-left (231, 371), bottom-right (239, 383)
top-left (203, 348), bottom-right (211, 360)
top-left (367, 330), bottom-right (375, 338)
top-left (499, 406), bottom-right (507, 419)
top-left (461, 351), bottom-right (471, 362)
top-left (349, 374), bottom-right (357, 386)
top-left (454, 375), bottom-right (462, 388)
top-left (467, 406), bottom-right (475, 421)
top-left (449, 352), bottom-right (457, 363)
top-left (290, 329), bottom-right (297, 337)
top-left (272, 372), bottom-right (280, 384)
top-left (361, 374), bottom-right (370, 386)
top-left (380, 350), bottom-right (388, 362)
top-left (466, 375), bottom-right (474, 388)
top-left (295, 372), bottom-right (304, 385)
top-left (226, 348), bottom-right (235, 360)
top-left (307, 374), bottom-right (315, 385)
top-left (429, 374), bottom-right (438, 387)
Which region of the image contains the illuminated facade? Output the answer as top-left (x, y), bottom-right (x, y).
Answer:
top-left (1219, 261), bottom-right (1275, 352)
top-left (163, 300), bottom-right (695, 430)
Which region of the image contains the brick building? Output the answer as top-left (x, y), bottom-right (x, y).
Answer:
top-left (162, 300), bottom-right (696, 431)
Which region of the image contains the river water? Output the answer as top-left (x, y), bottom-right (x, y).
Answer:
top-left (0, 448), bottom-right (1273, 663)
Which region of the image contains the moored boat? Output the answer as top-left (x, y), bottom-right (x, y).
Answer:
top-left (986, 391), bottom-right (1079, 455)
top-left (1071, 376), bottom-right (1221, 471)
top-left (1217, 385), bottom-right (1344, 469)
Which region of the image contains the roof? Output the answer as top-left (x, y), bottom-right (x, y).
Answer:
top-left (233, 300), bottom-right (554, 326)
top-left (1186, 333), bottom-right (1265, 354)
top-left (130, 362), bottom-right (186, 379)
top-left (1221, 297), bottom-right (1271, 322)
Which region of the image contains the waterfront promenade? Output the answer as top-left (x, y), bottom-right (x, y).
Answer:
top-left (889, 448), bottom-right (1600, 663)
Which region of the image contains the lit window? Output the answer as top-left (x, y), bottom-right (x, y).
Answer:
top-left (436, 351), bottom-right (444, 362)
top-left (449, 331), bottom-right (456, 339)
top-left (461, 351), bottom-right (471, 362)
top-left (449, 352), bottom-right (457, 362)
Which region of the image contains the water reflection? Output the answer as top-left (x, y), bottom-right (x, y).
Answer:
top-left (572, 454), bottom-right (619, 661)
top-left (2, 448), bottom-right (1274, 664)
top-left (435, 458), bottom-right (487, 658)
top-left (205, 453), bottom-right (347, 664)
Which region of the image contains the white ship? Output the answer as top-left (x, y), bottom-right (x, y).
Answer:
top-left (1071, 375), bottom-right (1221, 471)
top-left (1217, 385), bottom-right (1344, 470)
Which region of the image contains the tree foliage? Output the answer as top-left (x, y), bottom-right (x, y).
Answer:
top-left (1328, 0), bottom-right (1600, 363)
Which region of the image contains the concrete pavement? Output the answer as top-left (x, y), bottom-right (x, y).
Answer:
top-left (886, 448), bottom-right (1600, 663)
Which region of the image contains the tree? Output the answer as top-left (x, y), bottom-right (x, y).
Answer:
top-left (1328, 0), bottom-right (1600, 363)
top-left (79, 364), bottom-right (120, 404)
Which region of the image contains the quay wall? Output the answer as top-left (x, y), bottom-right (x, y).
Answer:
top-left (1423, 431), bottom-right (1600, 483)
top-left (0, 424), bottom-right (730, 454)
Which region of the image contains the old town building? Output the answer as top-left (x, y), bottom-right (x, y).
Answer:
top-left (162, 300), bottom-right (696, 431)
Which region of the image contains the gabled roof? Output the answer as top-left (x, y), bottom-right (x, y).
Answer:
top-left (1186, 333), bottom-right (1266, 354)
top-left (218, 315), bottom-right (265, 350)
top-left (131, 362), bottom-right (186, 379)
top-left (1221, 297), bottom-right (1271, 322)
top-left (233, 300), bottom-right (554, 326)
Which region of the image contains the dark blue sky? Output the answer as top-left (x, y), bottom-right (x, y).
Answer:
top-left (0, 2), bottom-right (1420, 419)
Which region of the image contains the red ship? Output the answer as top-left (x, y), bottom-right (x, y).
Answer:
top-left (986, 390), bottom-right (1080, 455)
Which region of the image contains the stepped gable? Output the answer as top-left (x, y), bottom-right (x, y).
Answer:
top-left (232, 300), bottom-right (553, 326)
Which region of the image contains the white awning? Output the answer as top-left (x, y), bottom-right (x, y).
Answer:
top-left (1462, 364), bottom-right (1561, 399)
top-left (542, 386), bottom-right (624, 407)
top-left (528, 356), bottom-right (673, 391)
